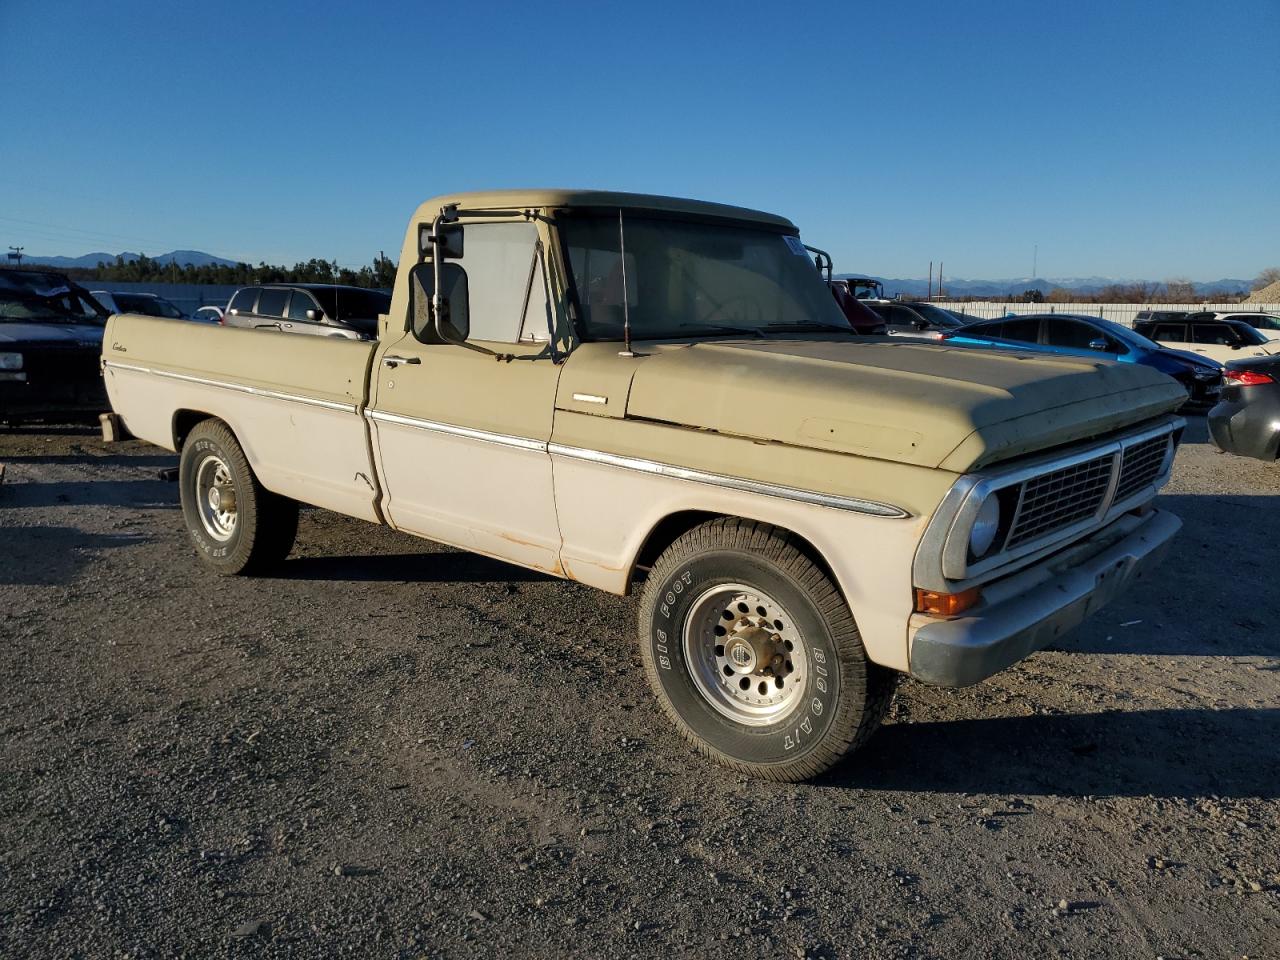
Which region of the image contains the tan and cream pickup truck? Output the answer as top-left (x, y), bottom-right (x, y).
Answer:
top-left (102, 189), bottom-right (1186, 781)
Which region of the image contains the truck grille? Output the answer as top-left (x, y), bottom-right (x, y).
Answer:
top-left (1002, 431), bottom-right (1175, 552)
top-left (1113, 434), bottom-right (1171, 503)
top-left (1006, 454), bottom-right (1114, 548)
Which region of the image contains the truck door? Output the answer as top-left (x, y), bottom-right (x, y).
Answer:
top-left (367, 219), bottom-right (566, 575)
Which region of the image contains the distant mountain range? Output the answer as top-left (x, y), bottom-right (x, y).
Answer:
top-left (17, 250), bottom-right (239, 269)
top-left (839, 274), bottom-right (1254, 298)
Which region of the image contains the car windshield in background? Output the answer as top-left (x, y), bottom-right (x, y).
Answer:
top-left (912, 303), bottom-right (966, 328)
top-left (0, 274), bottom-right (104, 323)
top-left (1227, 322), bottom-right (1268, 345)
top-left (1101, 318), bottom-right (1164, 351)
top-left (311, 289), bottom-right (391, 333)
top-left (113, 294), bottom-right (184, 319)
top-left (559, 214), bottom-right (850, 340)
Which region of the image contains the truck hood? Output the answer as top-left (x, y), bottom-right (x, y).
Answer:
top-left (622, 338), bottom-right (1186, 472)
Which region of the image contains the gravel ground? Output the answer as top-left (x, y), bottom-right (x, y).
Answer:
top-left (1, 417), bottom-right (1277, 959)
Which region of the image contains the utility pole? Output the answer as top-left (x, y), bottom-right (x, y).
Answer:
top-left (927, 261), bottom-right (933, 299)
top-left (7, 246), bottom-right (24, 266)
top-left (1032, 244), bottom-right (1038, 280)
top-left (938, 261), bottom-right (944, 299)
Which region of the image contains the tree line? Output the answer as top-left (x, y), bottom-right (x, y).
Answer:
top-left (987, 269), bottom-right (1279, 304)
top-left (46, 253), bottom-right (398, 289)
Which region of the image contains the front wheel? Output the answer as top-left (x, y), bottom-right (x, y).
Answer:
top-left (179, 419), bottom-right (298, 575)
top-left (638, 519), bottom-right (896, 781)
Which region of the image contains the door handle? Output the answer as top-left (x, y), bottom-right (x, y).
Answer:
top-left (382, 355), bottom-right (421, 368)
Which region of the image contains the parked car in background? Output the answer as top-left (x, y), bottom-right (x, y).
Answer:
top-left (869, 301), bottom-right (973, 337)
top-left (826, 280), bottom-right (887, 333)
top-left (944, 313), bottom-right (1223, 406)
top-left (1133, 317), bottom-right (1280, 364)
top-left (838, 276), bottom-right (885, 300)
top-left (1134, 309), bottom-right (1190, 324)
top-left (1184, 311), bottom-right (1280, 341)
top-left (1, 269), bottom-right (109, 425)
top-left (92, 290), bottom-right (188, 320)
top-left (1208, 357), bottom-right (1280, 461)
top-left (223, 284), bottom-right (390, 340)
top-left (191, 305), bottom-right (225, 324)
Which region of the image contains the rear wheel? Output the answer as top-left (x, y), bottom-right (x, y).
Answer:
top-left (638, 518), bottom-right (896, 781)
top-left (179, 419), bottom-right (298, 575)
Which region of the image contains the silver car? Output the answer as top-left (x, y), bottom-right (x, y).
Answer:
top-left (223, 284), bottom-right (389, 340)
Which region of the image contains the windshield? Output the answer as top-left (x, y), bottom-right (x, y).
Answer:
top-left (113, 293), bottom-right (184, 318)
top-left (1101, 318), bottom-right (1163, 351)
top-left (310, 288), bottom-right (391, 334)
top-left (910, 303), bottom-right (966, 328)
top-left (0, 273), bottom-right (105, 324)
top-left (559, 214), bottom-right (850, 340)
top-left (1227, 321), bottom-right (1267, 345)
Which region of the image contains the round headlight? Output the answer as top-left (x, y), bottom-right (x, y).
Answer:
top-left (969, 494), bottom-right (1001, 559)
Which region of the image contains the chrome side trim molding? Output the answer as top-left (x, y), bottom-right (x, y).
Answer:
top-left (366, 409), bottom-right (547, 452)
top-left (548, 443), bottom-right (910, 518)
top-left (106, 359), bottom-right (908, 518)
top-left (571, 393), bottom-right (608, 404)
top-left (102, 360), bottom-right (357, 413)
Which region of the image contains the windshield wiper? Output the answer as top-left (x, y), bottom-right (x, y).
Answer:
top-left (675, 322), bottom-right (766, 336)
top-left (759, 322), bottom-right (858, 335)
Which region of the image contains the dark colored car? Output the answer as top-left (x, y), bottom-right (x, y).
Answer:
top-left (0, 269), bottom-right (110, 425)
top-left (92, 290), bottom-right (188, 319)
top-left (869, 300), bottom-right (975, 337)
top-left (223, 284), bottom-right (390, 340)
top-left (1207, 357), bottom-right (1280, 461)
top-left (943, 312), bottom-right (1223, 406)
top-left (1134, 309), bottom-right (1190, 324)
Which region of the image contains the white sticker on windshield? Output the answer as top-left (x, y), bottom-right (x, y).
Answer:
top-left (783, 235), bottom-right (809, 257)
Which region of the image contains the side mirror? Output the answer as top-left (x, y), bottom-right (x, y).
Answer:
top-left (1088, 338), bottom-right (1109, 351)
top-left (305, 308), bottom-right (323, 322)
top-left (409, 261), bottom-right (470, 344)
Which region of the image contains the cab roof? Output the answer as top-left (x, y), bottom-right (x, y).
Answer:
top-left (409, 189), bottom-right (796, 232)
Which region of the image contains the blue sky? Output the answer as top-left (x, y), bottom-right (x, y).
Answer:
top-left (1, 0), bottom-right (1276, 280)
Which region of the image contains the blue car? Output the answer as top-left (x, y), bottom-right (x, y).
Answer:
top-left (943, 312), bottom-right (1223, 406)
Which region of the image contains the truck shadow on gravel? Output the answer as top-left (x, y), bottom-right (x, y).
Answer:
top-left (0, 479), bottom-right (176, 510)
top-left (0, 453), bottom-right (177, 468)
top-left (832, 707), bottom-right (1280, 799)
top-left (0, 526), bottom-right (147, 585)
top-left (274, 550), bottom-right (554, 584)
top-left (1061, 493), bottom-right (1280, 658)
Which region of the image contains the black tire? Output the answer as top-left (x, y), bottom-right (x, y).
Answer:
top-left (638, 518), bottom-right (896, 782)
top-left (178, 419), bottom-right (298, 575)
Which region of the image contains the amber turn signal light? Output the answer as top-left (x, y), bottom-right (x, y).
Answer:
top-left (914, 586), bottom-right (982, 617)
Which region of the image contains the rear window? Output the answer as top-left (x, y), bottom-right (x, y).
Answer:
top-left (1192, 324), bottom-right (1234, 345)
top-left (256, 289), bottom-right (289, 318)
top-left (1153, 324), bottom-right (1187, 342)
top-left (228, 288), bottom-right (258, 314)
top-left (995, 318), bottom-right (1041, 343)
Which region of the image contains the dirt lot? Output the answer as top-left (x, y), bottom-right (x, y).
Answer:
top-left (1, 418), bottom-right (1277, 959)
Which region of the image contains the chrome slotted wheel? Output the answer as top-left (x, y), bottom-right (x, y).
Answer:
top-left (194, 453), bottom-right (238, 542)
top-left (683, 583), bottom-right (808, 726)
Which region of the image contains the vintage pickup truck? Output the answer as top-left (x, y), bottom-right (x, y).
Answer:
top-left (102, 189), bottom-right (1186, 781)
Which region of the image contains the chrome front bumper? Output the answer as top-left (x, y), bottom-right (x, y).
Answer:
top-left (907, 508), bottom-right (1181, 687)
